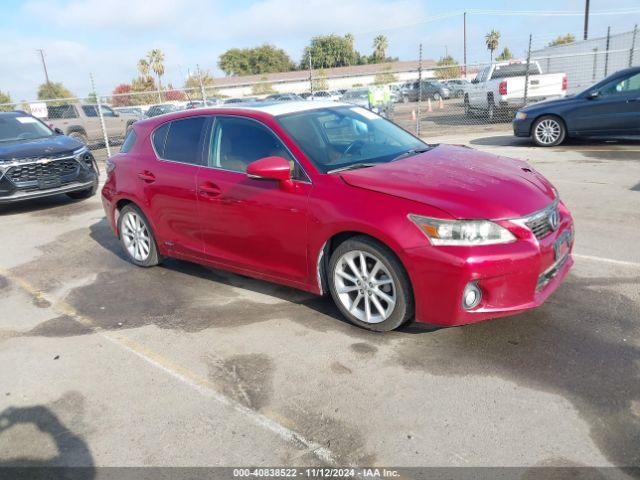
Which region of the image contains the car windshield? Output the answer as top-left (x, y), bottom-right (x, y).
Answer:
top-left (277, 106), bottom-right (428, 173)
top-left (0, 115), bottom-right (53, 143)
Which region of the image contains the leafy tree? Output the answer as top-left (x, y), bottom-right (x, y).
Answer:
top-left (252, 77), bottom-right (276, 95)
top-left (485, 30), bottom-right (501, 63)
top-left (300, 34), bottom-right (359, 69)
top-left (87, 92), bottom-right (98, 104)
top-left (374, 66), bottom-right (398, 85)
top-left (435, 55), bottom-right (461, 80)
top-left (130, 76), bottom-right (157, 105)
top-left (372, 35), bottom-right (389, 63)
top-left (495, 47), bottom-right (513, 61)
top-left (548, 34), bottom-right (576, 47)
top-left (37, 82), bottom-right (75, 104)
top-left (184, 70), bottom-right (218, 98)
top-left (148, 49), bottom-right (165, 100)
top-left (219, 44), bottom-right (294, 76)
top-left (137, 59), bottom-right (151, 79)
top-left (312, 69), bottom-right (329, 91)
top-left (111, 84), bottom-right (133, 106)
top-left (0, 90), bottom-right (14, 111)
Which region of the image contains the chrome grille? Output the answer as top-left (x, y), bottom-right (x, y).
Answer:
top-left (7, 159), bottom-right (79, 184)
top-left (519, 201), bottom-right (559, 240)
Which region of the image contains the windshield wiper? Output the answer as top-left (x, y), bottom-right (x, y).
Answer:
top-left (390, 147), bottom-right (432, 162)
top-left (326, 163), bottom-right (377, 174)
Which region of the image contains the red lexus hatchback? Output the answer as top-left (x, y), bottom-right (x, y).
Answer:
top-left (102, 101), bottom-right (574, 331)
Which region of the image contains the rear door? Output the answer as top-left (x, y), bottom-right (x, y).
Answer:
top-left (140, 116), bottom-right (207, 259)
top-left (568, 71), bottom-right (640, 135)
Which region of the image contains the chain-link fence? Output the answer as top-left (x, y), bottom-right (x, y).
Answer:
top-left (1, 26), bottom-right (638, 162)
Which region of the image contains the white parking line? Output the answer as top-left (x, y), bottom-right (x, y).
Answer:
top-left (573, 253), bottom-right (640, 268)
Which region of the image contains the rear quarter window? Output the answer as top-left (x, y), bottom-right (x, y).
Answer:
top-left (120, 129), bottom-right (137, 153)
top-left (152, 123), bottom-right (170, 157)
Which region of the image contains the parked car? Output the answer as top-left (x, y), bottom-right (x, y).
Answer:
top-left (266, 93), bottom-right (305, 102)
top-left (0, 111), bottom-right (99, 204)
top-left (102, 101), bottom-right (574, 332)
top-left (46, 103), bottom-right (138, 145)
top-left (513, 66), bottom-right (640, 146)
top-left (340, 88), bottom-right (370, 109)
top-left (465, 61), bottom-right (567, 120)
top-left (299, 92), bottom-right (312, 99)
top-left (113, 107), bottom-right (148, 119)
top-left (310, 90), bottom-right (341, 101)
top-left (224, 97), bottom-right (258, 104)
top-left (146, 104), bottom-right (180, 117)
top-left (185, 99), bottom-right (223, 109)
top-left (401, 80), bottom-right (451, 102)
top-left (443, 79), bottom-right (470, 98)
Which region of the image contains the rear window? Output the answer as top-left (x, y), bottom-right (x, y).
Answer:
top-left (153, 117), bottom-right (207, 165)
top-left (47, 105), bottom-right (78, 119)
top-left (491, 63), bottom-right (541, 79)
top-left (120, 129), bottom-right (137, 153)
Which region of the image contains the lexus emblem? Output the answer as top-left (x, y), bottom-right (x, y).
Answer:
top-left (548, 209), bottom-right (560, 231)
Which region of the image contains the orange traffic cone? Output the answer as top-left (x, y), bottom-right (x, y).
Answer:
top-left (439, 97), bottom-right (444, 109)
top-left (427, 98), bottom-right (432, 112)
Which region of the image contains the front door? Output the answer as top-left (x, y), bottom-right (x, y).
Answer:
top-left (197, 115), bottom-right (311, 285)
top-left (569, 71), bottom-right (640, 135)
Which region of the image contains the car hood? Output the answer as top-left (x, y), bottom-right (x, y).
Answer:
top-left (0, 135), bottom-right (83, 162)
top-left (339, 144), bottom-right (556, 219)
top-left (521, 95), bottom-right (579, 112)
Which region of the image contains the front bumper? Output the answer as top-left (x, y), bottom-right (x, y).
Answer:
top-left (0, 152), bottom-right (98, 204)
top-left (513, 117), bottom-right (534, 137)
top-left (405, 204), bottom-right (574, 326)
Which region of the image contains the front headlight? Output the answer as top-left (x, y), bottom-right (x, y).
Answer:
top-left (515, 111), bottom-right (527, 120)
top-left (408, 214), bottom-right (516, 246)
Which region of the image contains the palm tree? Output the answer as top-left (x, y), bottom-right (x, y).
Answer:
top-left (373, 35), bottom-right (388, 63)
top-left (485, 30), bottom-right (500, 63)
top-left (148, 49), bottom-right (165, 101)
top-left (137, 58), bottom-right (150, 79)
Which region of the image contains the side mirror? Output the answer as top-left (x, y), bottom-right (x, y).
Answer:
top-left (53, 127), bottom-right (64, 135)
top-left (587, 90), bottom-right (600, 99)
top-left (246, 156), bottom-right (292, 182)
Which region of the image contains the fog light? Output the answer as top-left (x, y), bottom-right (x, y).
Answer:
top-left (462, 282), bottom-right (482, 310)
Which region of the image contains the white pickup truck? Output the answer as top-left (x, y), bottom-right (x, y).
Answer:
top-left (464, 61), bottom-right (567, 120)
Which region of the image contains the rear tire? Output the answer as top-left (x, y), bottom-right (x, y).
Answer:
top-left (531, 115), bottom-right (566, 147)
top-left (117, 204), bottom-right (161, 267)
top-left (328, 236), bottom-right (414, 332)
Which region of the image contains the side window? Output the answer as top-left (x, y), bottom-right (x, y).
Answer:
top-left (101, 106), bottom-right (116, 117)
top-left (47, 105), bottom-right (78, 119)
top-left (82, 106), bottom-right (98, 117)
top-left (162, 117), bottom-right (207, 165)
top-left (600, 72), bottom-right (640, 96)
top-left (211, 117), bottom-right (294, 174)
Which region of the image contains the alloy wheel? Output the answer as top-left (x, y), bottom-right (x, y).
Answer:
top-left (333, 250), bottom-right (396, 324)
top-left (121, 211), bottom-right (151, 262)
top-left (535, 119), bottom-right (562, 145)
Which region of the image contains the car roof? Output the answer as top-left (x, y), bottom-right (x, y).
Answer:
top-left (0, 111), bottom-right (28, 117)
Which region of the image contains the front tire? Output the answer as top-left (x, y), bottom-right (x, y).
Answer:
top-left (328, 236), bottom-right (414, 332)
top-left (117, 205), bottom-right (160, 267)
top-left (531, 115), bottom-right (566, 147)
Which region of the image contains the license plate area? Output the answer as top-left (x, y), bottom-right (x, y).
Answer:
top-left (554, 229), bottom-right (572, 261)
top-left (38, 175), bottom-right (62, 190)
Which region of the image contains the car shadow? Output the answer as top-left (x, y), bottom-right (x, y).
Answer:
top-left (471, 135), bottom-right (640, 148)
top-left (0, 195), bottom-right (94, 217)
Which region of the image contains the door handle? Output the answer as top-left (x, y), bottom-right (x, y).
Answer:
top-left (198, 182), bottom-right (222, 197)
top-left (137, 171), bottom-right (156, 183)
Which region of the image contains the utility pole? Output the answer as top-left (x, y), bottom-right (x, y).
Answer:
top-left (583, 0), bottom-right (590, 40)
top-left (36, 49), bottom-right (51, 86)
top-left (463, 12), bottom-right (467, 77)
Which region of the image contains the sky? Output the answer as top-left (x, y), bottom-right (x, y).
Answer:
top-left (0, 0), bottom-right (639, 101)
